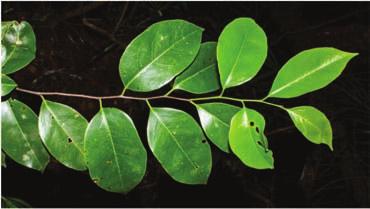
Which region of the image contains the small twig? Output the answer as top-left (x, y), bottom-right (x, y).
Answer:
top-left (82, 18), bottom-right (124, 47)
top-left (266, 126), bottom-right (295, 136)
top-left (113, 3), bottom-right (129, 34)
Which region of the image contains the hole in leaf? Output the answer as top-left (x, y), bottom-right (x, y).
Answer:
top-left (202, 139), bottom-right (207, 143)
top-left (256, 127), bottom-right (260, 133)
top-left (257, 141), bottom-right (264, 147)
top-left (68, 138), bottom-right (72, 143)
top-left (250, 122), bottom-right (254, 126)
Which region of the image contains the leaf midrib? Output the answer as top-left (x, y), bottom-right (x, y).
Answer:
top-left (174, 63), bottom-right (215, 89)
top-left (100, 109), bottom-right (125, 189)
top-left (197, 105), bottom-right (230, 128)
top-left (7, 101), bottom-right (43, 169)
top-left (289, 110), bottom-right (323, 140)
top-left (269, 55), bottom-right (346, 97)
top-left (151, 109), bottom-right (199, 169)
top-left (43, 101), bottom-right (85, 156)
top-left (125, 29), bottom-right (200, 89)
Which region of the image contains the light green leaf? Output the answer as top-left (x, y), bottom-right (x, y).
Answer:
top-left (1, 74), bottom-right (17, 96)
top-left (287, 106), bottom-right (333, 150)
top-left (229, 108), bottom-right (274, 169)
top-left (119, 19), bottom-right (203, 92)
top-left (217, 17), bottom-right (268, 89)
top-left (172, 42), bottom-right (220, 94)
top-left (1, 99), bottom-right (49, 171)
top-left (195, 102), bottom-right (240, 152)
top-left (85, 107), bottom-right (147, 193)
top-left (1, 21), bottom-right (36, 74)
top-left (38, 100), bottom-right (87, 171)
top-left (267, 47), bottom-right (358, 98)
top-left (2, 151), bottom-right (6, 168)
top-left (147, 107), bottom-right (212, 184)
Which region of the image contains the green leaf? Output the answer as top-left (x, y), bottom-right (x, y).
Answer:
top-left (287, 106), bottom-right (333, 150)
top-left (85, 107), bottom-right (147, 193)
top-left (119, 19), bottom-right (203, 92)
top-left (2, 151), bottom-right (6, 168)
top-left (147, 107), bottom-right (212, 184)
top-left (1, 74), bottom-right (17, 96)
top-left (1, 21), bottom-right (36, 74)
top-left (195, 102), bottom-right (240, 152)
top-left (172, 42), bottom-right (220, 94)
top-left (1, 197), bottom-right (32, 208)
top-left (38, 100), bottom-right (87, 171)
top-left (229, 108), bottom-right (274, 169)
top-left (1, 99), bottom-right (49, 171)
top-left (267, 47), bottom-right (358, 98)
top-left (217, 17), bottom-right (268, 89)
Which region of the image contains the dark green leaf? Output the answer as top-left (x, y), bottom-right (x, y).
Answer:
top-left (39, 100), bottom-right (87, 171)
top-left (85, 108), bottom-right (147, 193)
top-left (1, 74), bottom-right (17, 96)
top-left (1, 21), bottom-right (36, 74)
top-left (217, 18), bottom-right (268, 89)
top-left (172, 42), bottom-right (220, 94)
top-left (229, 108), bottom-right (274, 169)
top-left (267, 47), bottom-right (358, 98)
top-left (288, 106), bottom-right (333, 150)
top-left (196, 102), bottom-right (240, 152)
top-left (1, 99), bottom-right (49, 171)
top-left (119, 19), bottom-right (203, 92)
top-left (147, 107), bottom-right (212, 184)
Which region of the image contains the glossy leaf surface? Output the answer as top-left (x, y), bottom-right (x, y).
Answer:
top-left (119, 19), bottom-right (203, 92)
top-left (229, 108), bottom-right (274, 169)
top-left (268, 47), bottom-right (358, 98)
top-left (1, 74), bottom-right (17, 96)
top-left (288, 106), bottom-right (333, 150)
top-left (85, 108), bottom-right (147, 193)
top-left (173, 42), bottom-right (219, 94)
top-left (1, 197), bottom-right (32, 208)
top-left (147, 107), bottom-right (212, 184)
top-left (1, 21), bottom-right (36, 74)
top-left (39, 100), bottom-right (87, 170)
top-left (196, 102), bottom-right (240, 152)
top-left (217, 18), bottom-right (268, 89)
top-left (1, 99), bottom-right (49, 171)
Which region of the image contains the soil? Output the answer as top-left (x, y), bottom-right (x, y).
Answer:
top-left (2, 2), bottom-right (369, 207)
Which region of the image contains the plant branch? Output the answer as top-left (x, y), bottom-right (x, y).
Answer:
top-left (15, 87), bottom-right (286, 110)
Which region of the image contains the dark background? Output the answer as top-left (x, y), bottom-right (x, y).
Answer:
top-left (1, 1), bottom-right (369, 208)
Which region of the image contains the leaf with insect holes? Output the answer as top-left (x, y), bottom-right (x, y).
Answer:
top-left (267, 47), bottom-right (358, 98)
top-left (85, 107), bottom-right (147, 193)
top-left (38, 100), bottom-right (87, 171)
top-left (217, 18), bottom-right (268, 89)
top-left (147, 107), bottom-right (212, 184)
top-left (173, 42), bottom-right (220, 94)
top-left (119, 19), bottom-right (203, 92)
top-left (1, 21), bottom-right (36, 74)
top-left (229, 108), bottom-right (274, 169)
top-left (1, 99), bottom-right (49, 171)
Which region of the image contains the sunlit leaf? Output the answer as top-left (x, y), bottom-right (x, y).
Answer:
top-left (1, 197), bottom-right (32, 208)
top-left (147, 107), bottom-right (212, 184)
top-left (287, 106), bottom-right (333, 150)
top-left (85, 107), bottom-right (147, 193)
top-left (217, 17), bottom-right (268, 89)
top-left (38, 100), bottom-right (87, 171)
top-left (119, 19), bottom-right (203, 92)
top-left (2, 151), bottom-right (6, 168)
top-left (267, 47), bottom-right (358, 98)
top-left (1, 21), bottom-right (36, 74)
top-left (172, 42), bottom-right (220, 94)
top-left (229, 108), bottom-right (274, 169)
top-left (1, 99), bottom-right (49, 171)
top-left (196, 102), bottom-right (240, 152)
